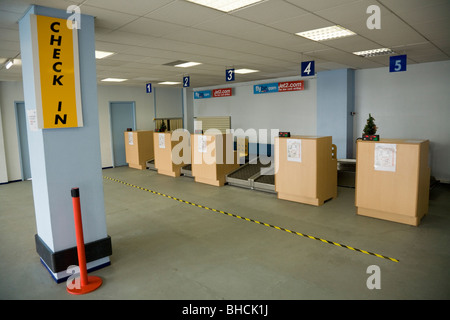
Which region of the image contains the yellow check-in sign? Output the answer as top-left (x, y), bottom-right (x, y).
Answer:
top-left (31, 14), bottom-right (83, 129)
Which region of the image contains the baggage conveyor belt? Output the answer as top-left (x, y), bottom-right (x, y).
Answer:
top-left (226, 157), bottom-right (275, 193)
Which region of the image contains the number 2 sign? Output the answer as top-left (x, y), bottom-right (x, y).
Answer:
top-left (390, 55), bottom-right (407, 73)
top-left (183, 76), bottom-right (190, 88)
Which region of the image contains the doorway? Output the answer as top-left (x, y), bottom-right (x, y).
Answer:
top-left (109, 101), bottom-right (136, 167)
top-left (15, 101), bottom-right (31, 180)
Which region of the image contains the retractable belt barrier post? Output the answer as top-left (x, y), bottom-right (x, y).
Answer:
top-left (67, 187), bottom-right (102, 295)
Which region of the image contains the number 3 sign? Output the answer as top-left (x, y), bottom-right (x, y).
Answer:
top-left (390, 55), bottom-right (407, 73)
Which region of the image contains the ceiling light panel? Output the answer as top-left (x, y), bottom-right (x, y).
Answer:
top-left (101, 78), bottom-right (127, 82)
top-left (296, 25), bottom-right (356, 41)
top-left (175, 62), bottom-right (202, 68)
top-left (353, 48), bottom-right (395, 57)
top-left (186, 0), bottom-right (265, 13)
top-left (95, 50), bottom-right (115, 59)
top-left (235, 68), bottom-right (259, 74)
top-left (158, 81), bottom-right (181, 85)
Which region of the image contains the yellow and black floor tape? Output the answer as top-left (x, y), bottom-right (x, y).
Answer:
top-left (103, 176), bottom-right (399, 263)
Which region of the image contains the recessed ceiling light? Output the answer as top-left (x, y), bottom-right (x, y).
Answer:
top-left (186, 0), bottom-right (265, 12)
top-left (353, 48), bottom-right (395, 57)
top-left (95, 50), bottom-right (115, 59)
top-left (158, 81), bottom-right (181, 85)
top-left (101, 78), bottom-right (127, 82)
top-left (175, 61), bottom-right (202, 68)
top-left (5, 59), bottom-right (14, 69)
top-left (235, 68), bottom-right (259, 74)
top-left (295, 25), bottom-right (356, 41)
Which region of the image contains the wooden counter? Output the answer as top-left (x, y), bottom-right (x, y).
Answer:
top-left (153, 132), bottom-right (187, 177)
top-left (355, 139), bottom-right (430, 226)
top-left (191, 133), bottom-right (239, 186)
top-left (275, 136), bottom-right (337, 206)
top-left (124, 130), bottom-right (154, 170)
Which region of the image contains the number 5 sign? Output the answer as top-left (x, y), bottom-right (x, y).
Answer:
top-left (301, 61), bottom-right (315, 77)
top-left (390, 55), bottom-right (407, 73)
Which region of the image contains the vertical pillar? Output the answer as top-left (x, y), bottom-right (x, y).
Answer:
top-left (19, 5), bottom-right (111, 283)
top-left (317, 69), bottom-right (355, 159)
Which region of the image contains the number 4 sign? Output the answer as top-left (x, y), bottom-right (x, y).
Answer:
top-left (301, 61), bottom-right (315, 77)
top-left (390, 55), bottom-right (407, 73)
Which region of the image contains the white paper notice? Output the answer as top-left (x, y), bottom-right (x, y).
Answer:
top-left (287, 139), bottom-right (302, 162)
top-left (198, 135), bottom-right (207, 153)
top-left (159, 133), bottom-right (165, 149)
top-left (27, 109), bottom-right (38, 131)
top-left (128, 132), bottom-right (134, 145)
top-left (374, 143), bottom-right (397, 172)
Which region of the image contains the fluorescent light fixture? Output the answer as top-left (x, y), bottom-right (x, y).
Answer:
top-left (5, 59), bottom-right (13, 69)
top-left (158, 81), bottom-right (181, 85)
top-left (186, 0), bottom-right (264, 12)
top-left (235, 68), bottom-right (259, 74)
top-left (175, 61), bottom-right (202, 68)
top-left (101, 78), bottom-right (127, 82)
top-left (95, 50), bottom-right (115, 59)
top-left (295, 25), bottom-right (356, 41)
top-left (353, 48), bottom-right (395, 57)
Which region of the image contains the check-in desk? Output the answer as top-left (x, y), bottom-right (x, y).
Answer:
top-left (124, 130), bottom-right (154, 170)
top-left (153, 132), bottom-right (187, 177)
top-left (355, 139), bottom-right (430, 226)
top-left (191, 133), bottom-right (239, 186)
top-left (275, 136), bottom-right (337, 206)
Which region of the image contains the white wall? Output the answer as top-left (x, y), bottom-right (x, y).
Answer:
top-left (354, 60), bottom-right (450, 182)
top-left (193, 76), bottom-right (317, 143)
top-left (0, 81), bottom-right (159, 180)
top-left (2, 60), bottom-right (449, 182)
top-left (0, 99), bottom-right (8, 183)
top-left (0, 81), bottom-right (25, 182)
top-left (154, 86), bottom-right (183, 119)
top-left (97, 85), bottom-right (154, 168)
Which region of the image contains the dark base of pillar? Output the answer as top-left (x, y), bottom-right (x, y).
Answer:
top-left (35, 234), bottom-right (112, 282)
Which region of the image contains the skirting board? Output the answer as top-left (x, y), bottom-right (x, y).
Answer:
top-left (35, 234), bottom-right (112, 282)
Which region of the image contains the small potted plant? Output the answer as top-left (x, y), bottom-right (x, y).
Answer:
top-left (160, 120), bottom-right (167, 132)
top-left (156, 120), bottom-right (166, 132)
top-left (362, 113), bottom-right (379, 141)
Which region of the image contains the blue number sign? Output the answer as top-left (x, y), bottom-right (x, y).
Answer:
top-left (183, 76), bottom-right (190, 88)
top-left (146, 83), bottom-right (152, 93)
top-left (226, 68), bottom-right (235, 82)
top-left (301, 61), bottom-right (315, 77)
top-left (389, 55), bottom-right (407, 73)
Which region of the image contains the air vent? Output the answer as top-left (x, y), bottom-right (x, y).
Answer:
top-left (163, 60), bottom-right (189, 66)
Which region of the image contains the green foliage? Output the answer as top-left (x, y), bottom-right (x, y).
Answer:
top-left (160, 120), bottom-right (167, 132)
top-left (363, 113), bottom-right (377, 135)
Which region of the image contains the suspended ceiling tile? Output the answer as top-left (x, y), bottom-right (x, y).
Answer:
top-left (80, 4), bottom-right (139, 29)
top-left (231, 0), bottom-right (308, 25)
top-left (144, 0), bottom-right (224, 27)
top-left (323, 35), bottom-right (384, 53)
top-left (314, 0), bottom-right (372, 27)
top-left (83, 0), bottom-right (175, 16)
top-left (268, 13), bottom-right (332, 34)
top-left (284, 0), bottom-right (362, 13)
top-left (117, 17), bottom-right (185, 37)
top-left (193, 14), bottom-right (261, 37)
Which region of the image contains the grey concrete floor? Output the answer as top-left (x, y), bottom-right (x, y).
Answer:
top-left (0, 166), bottom-right (449, 300)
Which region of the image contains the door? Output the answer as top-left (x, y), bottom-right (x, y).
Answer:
top-left (110, 102), bottom-right (136, 167)
top-left (15, 102), bottom-right (32, 180)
